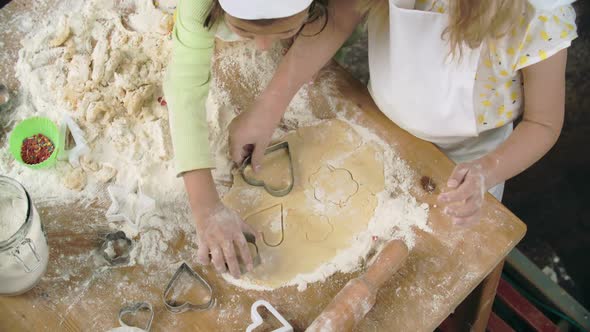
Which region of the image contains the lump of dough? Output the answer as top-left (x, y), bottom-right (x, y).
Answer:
top-left (86, 101), bottom-right (113, 125)
top-left (63, 168), bottom-right (87, 191)
top-left (80, 155), bottom-right (100, 172)
top-left (49, 17), bottom-right (71, 47)
top-left (96, 164), bottom-right (118, 184)
top-left (124, 84), bottom-right (154, 116)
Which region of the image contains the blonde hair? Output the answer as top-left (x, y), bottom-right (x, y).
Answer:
top-left (359, 0), bottom-right (525, 54)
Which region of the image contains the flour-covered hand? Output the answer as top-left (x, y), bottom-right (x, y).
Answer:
top-left (196, 203), bottom-right (257, 278)
top-left (438, 162), bottom-right (489, 226)
top-left (228, 97), bottom-right (283, 171)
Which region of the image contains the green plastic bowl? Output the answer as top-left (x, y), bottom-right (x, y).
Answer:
top-left (9, 117), bottom-right (61, 169)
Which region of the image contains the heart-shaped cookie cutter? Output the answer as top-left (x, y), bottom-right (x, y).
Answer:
top-left (246, 300), bottom-right (293, 332)
top-left (163, 262), bottom-right (216, 313)
top-left (118, 302), bottom-right (154, 331)
top-left (240, 141), bottom-right (294, 197)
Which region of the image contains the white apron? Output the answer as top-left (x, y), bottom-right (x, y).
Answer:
top-left (367, 0), bottom-right (510, 200)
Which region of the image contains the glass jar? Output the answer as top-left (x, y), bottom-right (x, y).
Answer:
top-left (0, 176), bottom-right (49, 295)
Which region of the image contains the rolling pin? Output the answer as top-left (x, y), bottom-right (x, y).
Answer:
top-left (306, 239), bottom-right (409, 332)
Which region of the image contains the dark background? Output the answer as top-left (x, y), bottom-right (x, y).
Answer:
top-left (1, 0), bottom-right (588, 306)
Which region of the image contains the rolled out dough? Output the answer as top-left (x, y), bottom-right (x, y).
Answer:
top-left (223, 119), bottom-right (385, 289)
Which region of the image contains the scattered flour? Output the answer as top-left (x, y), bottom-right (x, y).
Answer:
top-left (3, 0), bottom-right (430, 294)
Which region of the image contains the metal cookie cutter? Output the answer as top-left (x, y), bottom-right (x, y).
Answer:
top-left (240, 232), bottom-right (261, 273)
top-left (163, 262), bottom-right (216, 313)
top-left (240, 141), bottom-right (294, 197)
top-left (204, 232), bottom-right (261, 273)
top-left (100, 231), bottom-right (133, 266)
top-left (118, 302), bottom-right (154, 332)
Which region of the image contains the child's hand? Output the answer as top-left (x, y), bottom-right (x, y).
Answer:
top-left (196, 203), bottom-right (258, 278)
top-left (229, 97), bottom-right (283, 171)
top-left (438, 162), bottom-right (489, 226)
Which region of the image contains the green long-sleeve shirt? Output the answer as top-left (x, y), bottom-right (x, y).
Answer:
top-left (164, 0), bottom-right (215, 175)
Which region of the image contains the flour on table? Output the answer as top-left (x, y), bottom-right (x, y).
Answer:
top-left (3, 0), bottom-right (430, 294)
top-left (2, 0), bottom-right (184, 268)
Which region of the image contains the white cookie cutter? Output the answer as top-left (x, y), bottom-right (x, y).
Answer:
top-left (58, 115), bottom-right (90, 167)
top-left (106, 184), bottom-right (156, 225)
top-left (246, 300), bottom-right (293, 332)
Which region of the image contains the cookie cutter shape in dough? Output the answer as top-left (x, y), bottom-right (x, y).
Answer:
top-left (163, 262), bottom-right (216, 314)
top-left (118, 302), bottom-right (154, 332)
top-left (100, 231), bottom-right (133, 266)
top-left (246, 300), bottom-right (294, 332)
top-left (240, 141), bottom-right (294, 197)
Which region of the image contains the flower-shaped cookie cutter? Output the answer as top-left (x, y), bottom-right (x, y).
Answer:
top-left (240, 141), bottom-right (294, 197)
top-left (106, 184), bottom-right (156, 226)
top-left (100, 231), bottom-right (133, 266)
top-left (163, 262), bottom-right (216, 313)
top-left (118, 302), bottom-right (154, 331)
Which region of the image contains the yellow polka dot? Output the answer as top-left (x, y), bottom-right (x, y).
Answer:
top-left (436, 6), bottom-right (445, 13)
top-left (506, 111), bottom-right (514, 119)
top-left (566, 23), bottom-right (574, 31)
top-left (507, 47), bottom-right (515, 56)
top-left (496, 120), bottom-right (506, 127)
top-left (484, 59), bottom-right (492, 68)
top-left (511, 91), bottom-right (519, 101)
top-left (526, 35), bottom-right (533, 44)
top-left (541, 31), bottom-right (550, 41)
top-left (488, 76), bottom-right (497, 83)
top-left (510, 28), bottom-right (517, 37)
top-left (519, 16), bottom-right (526, 27)
top-left (477, 114), bottom-right (485, 124)
top-left (512, 64), bottom-right (517, 71)
top-left (505, 80), bottom-right (513, 88)
top-left (497, 105), bottom-right (505, 116)
top-left (482, 100), bottom-right (492, 107)
top-left (479, 93), bottom-right (487, 98)
top-left (519, 55), bottom-right (528, 66)
top-left (484, 84), bottom-right (493, 90)
top-left (518, 43), bottom-right (525, 51)
top-left (495, 91), bottom-right (500, 97)
top-left (538, 15), bottom-right (548, 23)
top-left (500, 70), bottom-right (509, 77)
top-left (539, 50), bottom-right (547, 60)
top-left (561, 30), bottom-right (569, 39)
top-left (553, 15), bottom-right (560, 24)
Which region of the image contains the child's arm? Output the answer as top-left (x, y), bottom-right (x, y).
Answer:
top-left (439, 49), bottom-right (568, 225)
top-left (165, 0), bottom-right (254, 277)
top-left (228, 0), bottom-right (363, 168)
top-left (184, 170), bottom-right (257, 277)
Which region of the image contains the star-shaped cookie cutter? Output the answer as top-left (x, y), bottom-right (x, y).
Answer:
top-left (240, 141), bottom-right (294, 197)
top-left (106, 184), bottom-right (156, 226)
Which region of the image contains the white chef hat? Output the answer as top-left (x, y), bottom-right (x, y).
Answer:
top-left (219, 0), bottom-right (314, 20)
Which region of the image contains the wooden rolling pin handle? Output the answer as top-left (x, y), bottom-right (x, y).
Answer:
top-left (306, 239), bottom-right (409, 332)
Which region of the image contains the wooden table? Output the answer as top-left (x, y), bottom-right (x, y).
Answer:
top-left (0, 2), bottom-right (526, 331)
